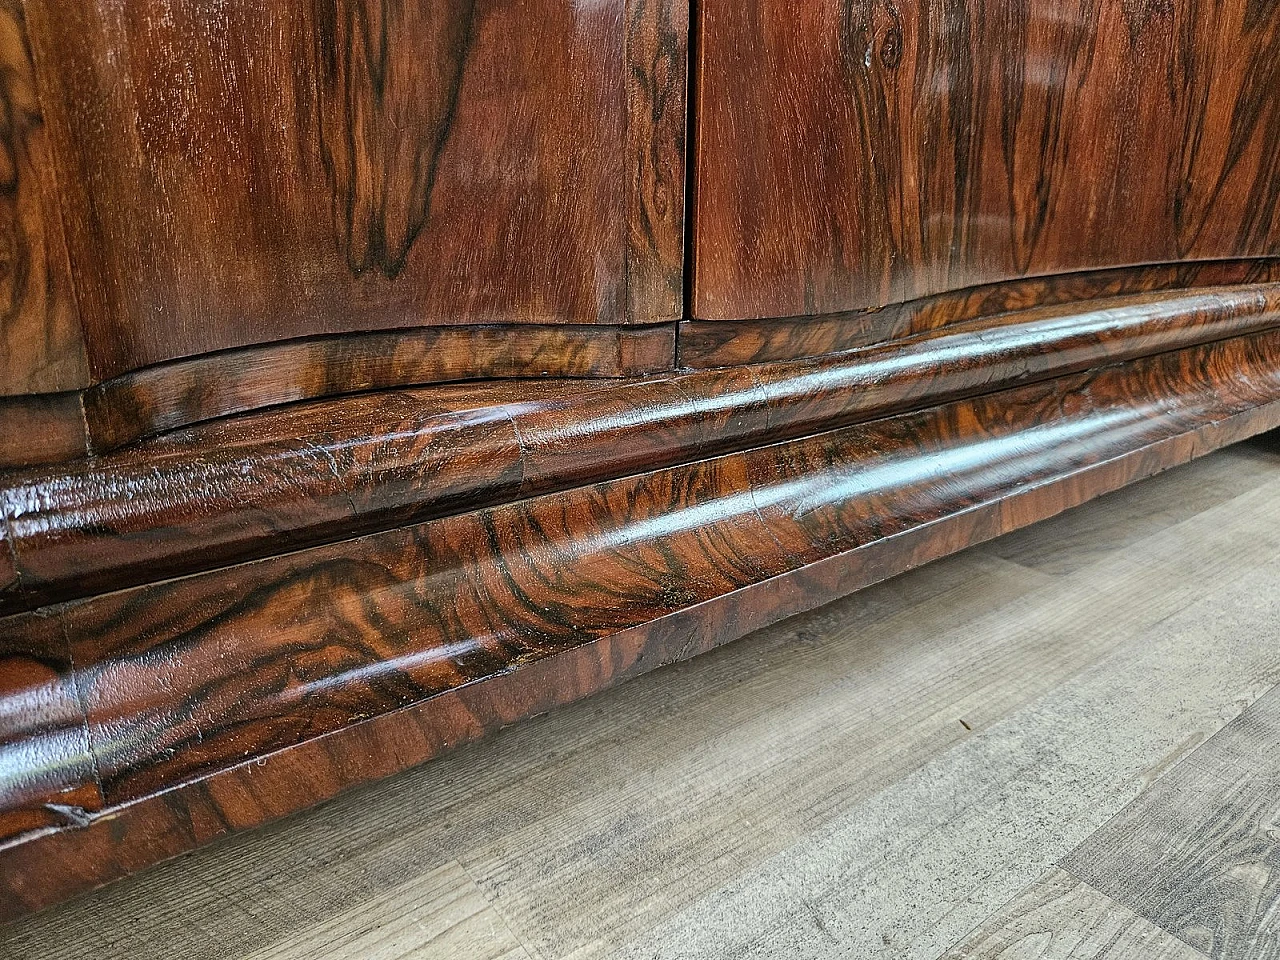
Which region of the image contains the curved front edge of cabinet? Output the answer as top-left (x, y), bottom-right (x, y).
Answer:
top-left (0, 324), bottom-right (680, 470)
top-left (5, 261), bottom-right (1279, 471)
top-left (5, 325), bottom-right (1280, 915)
top-left (82, 323), bottom-right (679, 454)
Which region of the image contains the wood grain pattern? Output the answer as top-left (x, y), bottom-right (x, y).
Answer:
top-left (0, 0), bottom-right (85, 396)
top-left (62, 259), bottom-right (1280, 456)
top-left (0, 391), bottom-right (85, 470)
top-left (8, 260), bottom-right (1270, 467)
top-left (5, 327), bottom-right (1280, 915)
top-left (1064, 686), bottom-right (1280, 959)
top-left (20, 0), bottom-right (686, 382)
top-left (690, 0), bottom-right (1280, 321)
top-left (4, 285), bottom-right (1276, 615)
top-left (82, 323), bottom-right (676, 453)
top-left (0, 322), bottom-right (677, 471)
top-left (681, 259), bottom-right (1280, 367)
top-left (625, 0), bottom-right (688, 324)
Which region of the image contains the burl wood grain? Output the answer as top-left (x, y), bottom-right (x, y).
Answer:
top-left (625, 0), bottom-right (688, 324)
top-left (0, 0), bottom-right (85, 396)
top-left (691, 0), bottom-right (1280, 321)
top-left (5, 325), bottom-right (1280, 915)
top-left (20, 0), bottom-right (686, 381)
top-left (4, 285), bottom-right (1277, 615)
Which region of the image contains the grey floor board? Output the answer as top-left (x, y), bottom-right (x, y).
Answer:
top-left (939, 868), bottom-right (1208, 960)
top-left (237, 861), bottom-right (534, 960)
top-left (613, 543), bottom-right (1280, 960)
top-left (1062, 686), bottom-right (1280, 960)
top-left (5, 438), bottom-right (1280, 960)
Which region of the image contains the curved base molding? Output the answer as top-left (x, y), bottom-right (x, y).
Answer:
top-left (0, 324), bottom-right (679, 469)
top-left (5, 283), bottom-right (1280, 614)
top-left (4, 319), bottom-right (1280, 915)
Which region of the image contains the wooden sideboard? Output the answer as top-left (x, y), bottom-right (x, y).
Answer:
top-left (3, 0), bottom-right (1280, 917)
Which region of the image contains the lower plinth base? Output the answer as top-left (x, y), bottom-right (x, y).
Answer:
top-left (4, 302), bottom-right (1280, 916)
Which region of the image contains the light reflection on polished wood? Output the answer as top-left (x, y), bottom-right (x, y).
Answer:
top-left (3, 285), bottom-right (1277, 613)
top-left (6, 436), bottom-right (1280, 958)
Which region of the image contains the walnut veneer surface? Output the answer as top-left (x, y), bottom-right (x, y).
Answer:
top-left (690, 0), bottom-right (1280, 320)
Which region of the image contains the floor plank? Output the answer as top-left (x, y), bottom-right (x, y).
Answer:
top-left (241, 862), bottom-right (532, 960)
top-left (939, 868), bottom-right (1207, 960)
top-left (612, 531), bottom-right (1280, 960)
top-left (1063, 687), bottom-right (1280, 960)
top-left (4, 437), bottom-right (1280, 960)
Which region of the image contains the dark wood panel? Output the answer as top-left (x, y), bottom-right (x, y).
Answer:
top-left (625, 0), bottom-right (688, 323)
top-left (21, 0), bottom-right (687, 381)
top-left (5, 284), bottom-right (1277, 614)
top-left (0, 0), bottom-right (86, 395)
top-left (682, 259), bottom-right (1280, 367)
top-left (5, 326), bottom-right (1280, 914)
top-left (0, 391), bottom-right (86, 470)
top-left (691, 0), bottom-right (1280, 321)
top-left (82, 323), bottom-right (676, 452)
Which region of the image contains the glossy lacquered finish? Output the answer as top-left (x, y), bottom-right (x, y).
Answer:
top-left (0, 323), bottom-right (678, 469)
top-left (0, 392), bottom-right (86, 470)
top-left (7, 259), bottom-right (1280, 471)
top-left (690, 0), bottom-right (1280, 321)
top-left (6, 323), bottom-right (1280, 916)
top-left (20, 0), bottom-right (686, 381)
top-left (82, 323), bottom-right (677, 452)
top-left (4, 284), bottom-right (1278, 613)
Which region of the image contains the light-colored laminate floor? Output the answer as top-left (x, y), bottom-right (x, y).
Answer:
top-left (7, 434), bottom-right (1280, 960)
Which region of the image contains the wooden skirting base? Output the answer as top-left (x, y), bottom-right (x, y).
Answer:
top-left (5, 289), bottom-right (1280, 916)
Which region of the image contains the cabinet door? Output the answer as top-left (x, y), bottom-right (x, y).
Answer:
top-left (690, 0), bottom-right (1280, 322)
top-left (0, 0), bottom-right (86, 397)
top-left (23, 0), bottom-right (687, 381)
